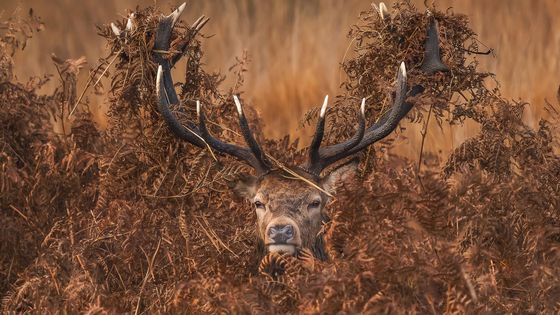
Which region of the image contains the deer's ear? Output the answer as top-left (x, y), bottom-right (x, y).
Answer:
top-left (321, 160), bottom-right (358, 195)
top-left (230, 174), bottom-right (258, 199)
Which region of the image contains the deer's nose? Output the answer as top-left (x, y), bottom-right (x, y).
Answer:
top-left (268, 224), bottom-right (294, 243)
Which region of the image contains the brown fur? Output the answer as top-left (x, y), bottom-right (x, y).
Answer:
top-left (236, 163), bottom-right (356, 260)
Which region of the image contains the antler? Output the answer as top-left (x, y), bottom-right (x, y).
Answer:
top-left (421, 16), bottom-right (449, 74)
top-left (303, 63), bottom-right (423, 175)
top-left (303, 14), bottom-right (448, 175)
top-left (155, 3), bottom-right (448, 178)
top-left (155, 3), bottom-right (270, 175)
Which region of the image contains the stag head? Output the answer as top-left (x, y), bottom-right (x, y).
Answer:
top-left (154, 3), bottom-right (446, 260)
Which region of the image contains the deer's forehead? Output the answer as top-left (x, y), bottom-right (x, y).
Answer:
top-left (256, 176), bottom-right (319, 201)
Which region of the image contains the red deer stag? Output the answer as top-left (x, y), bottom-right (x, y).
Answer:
top-left (154, 3), bottom-right (447, 260)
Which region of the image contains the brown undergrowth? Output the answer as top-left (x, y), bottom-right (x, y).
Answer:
top-left (1, 2), bottom-right (559, 314)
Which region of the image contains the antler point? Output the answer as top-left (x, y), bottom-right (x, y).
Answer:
top-left (156, 65), bottom-right (163, 97)
top-left (233, 95), bottom-right (243, 116)
top-left (360, 98), bottom-right (366, 116)
top-left (110, 23), bottom-right (121, 36)
top-left (126, 13), bottom-right (134, 31)
top-left (170, 2), bottom-right (187, 26)
top-left (320, 95), bottom-right (328, 118)
top-left (400, 62), bottom-right (407, 78)
top-left (379, 2), bottom-right (388, 20)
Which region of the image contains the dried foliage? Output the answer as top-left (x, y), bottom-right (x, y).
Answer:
top-left (1, 1), bottom-right (559, 314)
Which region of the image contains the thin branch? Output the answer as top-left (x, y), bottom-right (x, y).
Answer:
top-left (417, 102), bottom-right (433, 191)
top-left (460, 47), bottom-right (494, 55)
top-left (70, 49), bottom-right (122, 116)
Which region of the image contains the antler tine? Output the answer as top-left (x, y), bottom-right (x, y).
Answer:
top-left (110, 23), bottom-right (121, 36)
top-left (308, 95), bottom-right (329, 167)
top-left (421, 18), bottom-right (449, 74)
top-left (305, 62), bottom-right (416, 174)
top-left (303, 12), bottom-right (449, 174)
top-left (360, 62), bottom-right (408, 144)
top-left (378, 2), bottom-right (389, 20)
top-left (126, 13), bottom-right (135, 31)
top-left (171, 15), bottom-right (210, 66)
top-left (157, 65), bottom-right (205, 147)
top-left (196, 99), bottom-right (269, 174)
top-left (306, 98), bottom-right (367, 174)
top-left (167, 2), bottom-right (187, 27)
top-left (155, 6), bottom-right (270, 175)
top-left (233, 96), bottom-right (270, 169)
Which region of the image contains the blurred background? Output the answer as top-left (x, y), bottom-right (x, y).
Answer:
top-left (1, 0), bottom-right (559, 158)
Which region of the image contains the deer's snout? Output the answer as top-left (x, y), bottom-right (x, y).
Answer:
top-left (268, 224), bottom-right (294, 244)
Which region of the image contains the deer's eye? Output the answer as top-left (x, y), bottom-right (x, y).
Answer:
top-left (308, 200), bottom-right (321, 209)
top-left (254, 201), bottom-right (265, 209)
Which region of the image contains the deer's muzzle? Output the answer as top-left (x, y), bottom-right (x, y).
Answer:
top-left (264, 218), bottom-right (300, 255)
top-left (268, 224), bottom-right (294, 244)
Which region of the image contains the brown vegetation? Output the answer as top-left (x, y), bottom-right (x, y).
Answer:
top-left (1, 1), bottom-right (559, 314)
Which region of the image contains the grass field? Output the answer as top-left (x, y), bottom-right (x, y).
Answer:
top-left (1, 1), bottom-right (559, 313)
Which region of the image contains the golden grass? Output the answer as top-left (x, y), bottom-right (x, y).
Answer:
top-left (1, 0), bottom-right (558, 158)
top-left (2, 4), bottom-right (559, 312)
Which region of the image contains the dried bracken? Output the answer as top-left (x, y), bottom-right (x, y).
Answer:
top-left (1, 1), bottom-right (559, 314)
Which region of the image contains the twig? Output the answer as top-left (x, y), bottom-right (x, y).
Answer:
top-left (104, 143), bottom-right (126, 177)
top-left (70, 49), bottom-right (122, 116)
top-left (8, 204), bottom-right (45, 236)
top-left (8, 204), bottom-right (29, 223)
top-left (461, 267), bottom-right (478, 303)
top-left (460, 47), bottom-right (493, 55)
top-left (194, 217), bottom-right (223, 254)
top-left (202, 216), bottom-right (239, 258)
top-left (266, 154), bottom-right (334, 198)
top-left (135, 238), bottom-right (161, 315)
top-left (339, 36), bottom-right (356, 86)
top-left (417, 102), bottom-right (433, 190)
top-left (52, 63), bottom-right (67, 136)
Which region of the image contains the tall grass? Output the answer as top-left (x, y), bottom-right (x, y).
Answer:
top-left (2, 0), bottom-right (558, 156)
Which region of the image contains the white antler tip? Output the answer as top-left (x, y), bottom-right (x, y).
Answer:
top-left (320, 95), bottom-right (328, 118)
top-left (178, 2), bottom-right (187, 12)
top-left (156, 65), bottom-right (163, 97)
top-left (400, 62), bottom-right (407, 78)
top-left (360, 98), bottom-right (366, 116)
top-left (379, 2), bottom-right (388, 20)
top-left (171, 2), bottom-right (187, 25)
top-left (233, 95), bottom-right (243, 116)
top-left (126, 13), bottom-right (134, 31)
top-left (110, 23), bottom-right (121, 36)
top-left (196, 100), bottom-right (201, 116)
